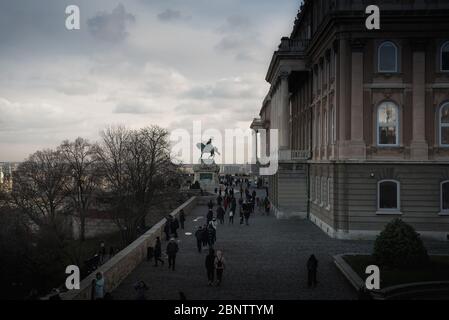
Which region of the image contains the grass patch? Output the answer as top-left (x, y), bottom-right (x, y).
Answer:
top-left (344, 255), bottom-right (449, 288)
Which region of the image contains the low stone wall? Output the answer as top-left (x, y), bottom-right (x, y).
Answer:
top-left (60, 196), bottom-right (198, 300)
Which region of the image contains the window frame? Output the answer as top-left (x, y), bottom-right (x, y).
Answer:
top-left (377, 101), bottom-right (400, 147)
top-left (378, 41), bottom-right (398, 73)
top-left (377, 179), bottom-right (401, 215)
top-left (440, 180), bottom-right (449, 215)
top-left (440, 41), bottom-right (449, 73)
top-left (439, 101), bottom-right (449, 147)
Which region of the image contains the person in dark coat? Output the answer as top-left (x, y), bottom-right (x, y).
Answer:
top-left (166, 238), bottom-right (179, 271)
top-left (179, 209), bottom-right (186, 230)
top-left (201, 224), bottom-right (209, 247)
top-left (205, 248), bottom-right (215, 286)
top-left (231, 197), bottom-right (237, 213)
top-left (206, 209), bottom-right (214, 224)
top-left (207, 223), bottom-right (216, 247)
top-left (164, 217), bottom-right (171, 240)
top-left (216, 194), bottom-right (223, 206)
top-left (134, 281), bottom-right (148, 300)
top-left (154, 237), bottom-right (164, 266)
top-left (307, 254), bottom-right (318, 288)
top-left (195, 226), bottom-right (203, 253)
top-left (263, 197), bottom-right (270, 216)
top-left (208, 200), bottom-right (214, 210)
top-left (244, 201), bottom-right (251, 225)
top-left (216, 206), bottom-right (225, 225)
top-left (171, 217), bottom-right (180, 238)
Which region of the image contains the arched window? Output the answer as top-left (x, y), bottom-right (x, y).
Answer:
top-left (378, 180), bottom-right (400, 211)
top-left (377, 101), bottom-right (399, 146)
top-left (378, 41), bottom-right (398, 73)
top-left (441, 181), bottom-right (449, 214)
top-left (441, 41), bottom-right (449, 72)
top-left (440, 102), bottom-right (449, 147)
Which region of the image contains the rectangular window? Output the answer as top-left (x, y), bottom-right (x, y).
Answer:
top-left (311, 175), bottom-right (315, 201)
top-left (441, 181), bottom-right (449, 213)
top-left (327, 178), bottom-right (331, 209)
top-left (378, 180), bottom-right (400, 212)
top-left (321, 177), bottom-right (326, 207)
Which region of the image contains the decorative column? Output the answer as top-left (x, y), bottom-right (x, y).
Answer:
top-left (410, 40), bottom-right (428, 160)
top-left (337, 38), bottom-right (350, 159)
top-left (279, 71), bottom-right (290, 150)
top-left (349, 39), bottom-right (366, 159)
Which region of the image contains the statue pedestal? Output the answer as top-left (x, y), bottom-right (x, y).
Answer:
top-left (193, 163), bottom-right (220, 193)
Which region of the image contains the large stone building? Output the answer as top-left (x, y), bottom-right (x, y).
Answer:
top-left (251, 0), bottom-right (449, 240)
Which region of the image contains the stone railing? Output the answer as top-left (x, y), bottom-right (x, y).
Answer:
top-left (278, 149), bottom-right (312, 162)
top-left (278, 37), bottom-right (310, 52)
top-left (60, 196), bottom-right (198, 300)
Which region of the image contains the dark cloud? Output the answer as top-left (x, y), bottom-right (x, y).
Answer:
top-left (87, 4), bottom-right (135, 42)
top-left (157, 9), bottom-right (182, 21)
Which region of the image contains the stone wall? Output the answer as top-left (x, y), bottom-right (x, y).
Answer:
top-left (60, 196), bottom-right (198, 300)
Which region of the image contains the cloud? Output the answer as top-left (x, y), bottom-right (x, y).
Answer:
top-left (157, 9), bottom-right (190, 22)
top-left (181, 77), bottom-right (262, 100)
top-left (214, 15), bottom-right (264, 62)
top-left (113, 101), bottom-right (155, 114)
top-left (0, 97), bottom-right (84, 144)
top-left (217, 15), bottom-right (251, 33)
top-left (87, 4), bottom-right (136, 42)
top-left (54, 80), bottom-right (98, 96)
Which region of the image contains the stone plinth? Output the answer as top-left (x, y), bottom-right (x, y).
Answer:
top-left (193, 163), bottom-right (220, 193)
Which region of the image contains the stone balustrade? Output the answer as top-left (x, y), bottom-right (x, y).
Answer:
top-left (60, 196), bottom-right (198, 300)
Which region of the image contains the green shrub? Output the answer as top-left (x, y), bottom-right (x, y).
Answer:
top-left (373, 219), bottom-right (429, 269)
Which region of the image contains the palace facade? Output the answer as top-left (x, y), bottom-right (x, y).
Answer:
top-left (251, 0), bottom-right (449, 240)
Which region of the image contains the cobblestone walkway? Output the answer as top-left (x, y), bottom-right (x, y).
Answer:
top-left (113, 191), bottom-right (448, 300)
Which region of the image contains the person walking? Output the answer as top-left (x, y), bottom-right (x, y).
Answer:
top-left (223, 196), bottom-right (229, 212)
top-left (216, 205), bottom-right (225, 225)
top-left (100, 241), bottom-right (106, 263)
top-left (201, 224), bottom-right (209, 248)
top-left (195, 226), bottom-right (203, 253)
top-left (229, 210), bottom-right (234, 225)
top-left (179, 209), bottom-right (186, 230)
top-left (207, 209), bottom-right (214, 225)
top-left (208, 200), bottom-right (214, 210)
top-left (217, 194), bottom-right (223, 206)
top-left (307, 254), bottom-right (318, 288)
top-left (164, 216), bottom-right (171, 240)
top-left (166, 238), bottom-right (179, 271)
top-left (207, 223), bottom-right (216, 248)
top-left (171, 216), bottom-right (180, 238)
top-left (244, 202), bottom-right (251, 226)
top-left (263, 196), bottom-right (270, 216)
top-left (214, 250), bottom-right (225, 286)
top-left (154, 237), bottom-right (164, 266)
top-left (134, 281), bottom-right (149, 300)
top-left (92, 272), bottom-right (105, 300)
top-left (231, 196), bottom-right (237, 213)
top-left (205, 248), bottom-right (216, 286)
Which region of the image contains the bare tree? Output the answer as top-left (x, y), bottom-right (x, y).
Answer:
top-left (59, 138), bottom-right (98, 242)
top-left (95, 125), bottom-right (181, 245)
top-left (11, 149), bottom-right (68, 238)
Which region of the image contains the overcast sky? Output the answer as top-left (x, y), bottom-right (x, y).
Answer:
top-left (0, 0), bottom-right (300, 162)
